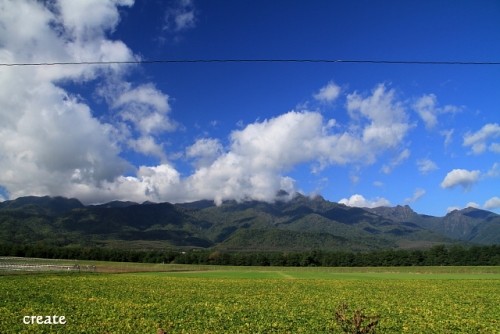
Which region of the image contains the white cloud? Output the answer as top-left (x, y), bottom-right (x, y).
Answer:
top-left (111, 83), bottom-right (175, 135)
top-left (0, 0), bottom-right (176, 202)
top-left (463, 123), bottom-right (500, 154)
top-left (485, 163), bottom-right (500, 178)
top-left (484, 197), bottom-right (500, 210)
top-left (0, 80), bottom-right (130, 199)
top-left (413, 94), bottom-right (461, 129)
top-left (417, 158), bottom-right (438, 174)
top-left (184, 111), bottom-right (333, 204)
top-left (466, 202), bottom-right (480, 209)
top-left (446, 199), bottom-right (499, 213)
top-left (186, 138), bottom-right (224, 168)
top-left (164, 0), bottom-right (197, 32)
top-left (72, 164), bottom-right (183, 204)
top-left (229, 102), bottom-right (409, 171)
top-left (347, 84), bottom-right (411, 150)
top-left (313, 81), bottom-right (341, 103)
top-left (440, 169), bottom-right (480, 190)
top-left (440, 129), bottom-right (454, 148)
top-left (56, 0), bottom-right (134, 39)
top-left (404, 188), bottom-right (426, 203)
top-left (128, 136), bottom-right (166, 161)
top-left (230, 111), bottom-right (332, 169)
top-left (413, 94), bottom-right (438, 129)
top-left (230, 110), bottom-right (365, 169)
top-left (381, 148), bottom-right (410, 174)
top-left (0, 0), bottom-right (135, 95)
top-left (184, 100), bottom-right (411, 205)
top-left (339, 194), bottom-right (390, 208)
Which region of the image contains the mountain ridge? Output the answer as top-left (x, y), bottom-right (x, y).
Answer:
top-left (0, 195), bottom-right (498, 251)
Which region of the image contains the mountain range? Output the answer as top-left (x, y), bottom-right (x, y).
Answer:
top-left (0, 194), bottom-right (499, 252)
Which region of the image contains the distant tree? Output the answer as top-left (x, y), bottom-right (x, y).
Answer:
top-left (426, 245), bottom-right (448, 265)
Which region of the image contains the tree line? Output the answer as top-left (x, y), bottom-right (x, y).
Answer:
top-left (1, 243), bottom-right (499, 267)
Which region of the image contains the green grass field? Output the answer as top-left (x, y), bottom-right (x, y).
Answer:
top-left (1, 260), bottom-right (499, 333)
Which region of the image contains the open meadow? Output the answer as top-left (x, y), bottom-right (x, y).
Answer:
top-left (1, 259), bottom-right (499, 333)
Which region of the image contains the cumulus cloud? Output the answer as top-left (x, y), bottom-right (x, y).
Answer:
top-left (97, 81), bottom-right (176, 159)
top-left (440, 169), bottom-right (480, 190)
top-left (484, 197), bottom-right (500, 210)
top-left (347, 84), bottom-right (411, 150)
top-left (184, 99), bottom-right (411, 205)
top-left (463, 123), bottom-right (500, 154)
top-left (186, 138), bottom-right (224, 168)
top-left (339, 194), bottom-right (390, 208)
top-left (184, 111), bottom-right (342, 204)
top-left (313, 81), bottom-right (341, 103)
top-left (413, 94), bottom-right (461, 129)
top-left (71, 163), bottom-right (183, 204)
top-left (417, 158), bottom-right (438, 175)
top-left (8, 0), bottom-right (136, 81)
top-left (0, 0), bottom-right (176, 202)
top-left (128, 136), bottom-right (167, 161)
top-left (112, 83), bottom-right (175, 134)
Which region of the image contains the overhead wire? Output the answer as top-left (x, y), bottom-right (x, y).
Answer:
top-left (1, 58), bottom-right (500, 67)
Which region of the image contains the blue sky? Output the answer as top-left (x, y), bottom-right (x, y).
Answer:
top-left (0, 0), bottom-right (499, 216)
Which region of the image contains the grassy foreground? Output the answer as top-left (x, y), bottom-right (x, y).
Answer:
top-left (1, 262), bottom-right (499, 333)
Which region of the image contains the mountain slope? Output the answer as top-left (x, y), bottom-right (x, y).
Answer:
top-left (424, 207), bottom-right (500, 244)
top-left (368, 205), bottom-right (500, 245)
top-left (0, 195), bottom-right (498, 251)
top-left (0, 196), bottom-right (84, 216)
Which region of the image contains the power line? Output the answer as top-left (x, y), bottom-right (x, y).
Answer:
top-left (1, 58), bottom-right (500, 67)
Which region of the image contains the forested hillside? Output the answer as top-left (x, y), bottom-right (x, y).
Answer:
top-left (1, 195), bottom-right (499, 252)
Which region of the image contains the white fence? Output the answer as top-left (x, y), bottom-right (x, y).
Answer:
top-left (0, 257), bottom-right (95, 273)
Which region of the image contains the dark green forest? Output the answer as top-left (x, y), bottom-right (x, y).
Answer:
top-left (1, 243), bottom-right (499, 267)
